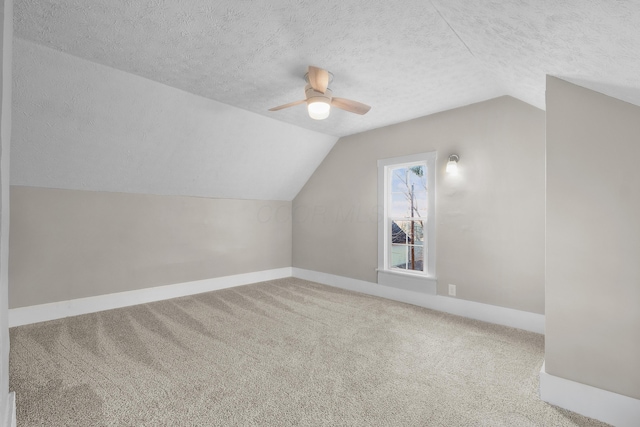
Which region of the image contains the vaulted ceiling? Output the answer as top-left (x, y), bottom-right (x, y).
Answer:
top-left (11, 0), bottom-right (640, 200)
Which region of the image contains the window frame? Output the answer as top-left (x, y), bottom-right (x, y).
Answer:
top-left (377, 152), bottom-right (437, 293)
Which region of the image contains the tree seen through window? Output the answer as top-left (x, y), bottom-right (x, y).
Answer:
top-left (389, 164), bottom-right (427, 272)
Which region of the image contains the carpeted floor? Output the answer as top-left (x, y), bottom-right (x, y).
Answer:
top-left (10, 278), bottom-right (609, 426)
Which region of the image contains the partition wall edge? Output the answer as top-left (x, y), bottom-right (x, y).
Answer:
top-left (0, 0), bottom-right (15, 425)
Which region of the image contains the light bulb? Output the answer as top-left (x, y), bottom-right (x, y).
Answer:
top-left (307, 98), bottom-right (331, 120)
top-left (446, 155), bottom-right (459, 175)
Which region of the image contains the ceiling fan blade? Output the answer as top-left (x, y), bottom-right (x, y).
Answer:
top-left (308, 66), bottom-right (329, 94)
top-left (331, 97), bottom-right (371, 115)
top-left (269, 99), bottom-right (306, 111)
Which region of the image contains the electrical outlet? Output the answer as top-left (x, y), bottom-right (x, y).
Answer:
top-left (448, 284), bottom-right (456, 297)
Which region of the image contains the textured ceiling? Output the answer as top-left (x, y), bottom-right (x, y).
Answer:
top-left (14, 0), bottom-right (640, 137)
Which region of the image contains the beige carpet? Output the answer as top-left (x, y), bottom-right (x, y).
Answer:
top-left (10, 278), bottom-right (609, 426)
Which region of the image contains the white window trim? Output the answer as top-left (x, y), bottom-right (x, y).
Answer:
top-left (377, 152), bottom-right (437, 294)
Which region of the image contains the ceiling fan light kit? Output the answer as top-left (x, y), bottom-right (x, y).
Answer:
top-left (307, 99), bottom-right (331, 120)
top-left (270, 66), bottom-right (371, 121)
top-left (306, 85), bottom-right (332, 120)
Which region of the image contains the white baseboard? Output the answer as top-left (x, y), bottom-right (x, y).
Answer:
top-left (9, 267), bottom-right (292, 327)
top-left (10, 267), bottom-right (544, 334)
top-left (292, 268), bottom-right (545, 334)
top-left (540, 362), bottom-right (640, 427)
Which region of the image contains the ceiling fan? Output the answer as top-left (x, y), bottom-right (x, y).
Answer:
top-left (269, 66), bottom-right (371, 120)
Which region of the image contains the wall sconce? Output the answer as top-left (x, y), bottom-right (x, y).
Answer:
top-left (446, 154), bottom-right (459, 175)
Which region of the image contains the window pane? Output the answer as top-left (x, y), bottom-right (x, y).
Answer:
top-left (391, 221), bottom-right (406, 244)
top-left (390, 167), bottom-right (409, 192)
top-left (412, 190), bottom-right (428, 217)
top-left (390, 244), bottom-right (424, 271)
top-left (389, 165), bottom-right (428, 219)
top-left (390, 192), bottom-right (411, 217)
top-left (389, 219), bottom-right (425, 272)
top-left (392, 220), bottom-right (424, 244)
top-left (390, 244), bottom-right (408, 269)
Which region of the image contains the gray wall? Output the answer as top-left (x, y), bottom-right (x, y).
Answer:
top-left (9, 186), bottom-right (291, 308)
top-left (0, 0), bottom-right (10, 422)
top-left (293, 96), bottom-right (546, 314)
top-left (546, 76), bottom-right (640, 399)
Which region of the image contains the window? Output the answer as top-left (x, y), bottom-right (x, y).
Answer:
top-left (377, 152), bottom-right (436, 292)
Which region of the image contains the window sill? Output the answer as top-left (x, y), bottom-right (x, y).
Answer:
top-left (376, 269), bottom-right (437, 295)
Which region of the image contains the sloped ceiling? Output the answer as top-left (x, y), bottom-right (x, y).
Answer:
top-left (12, 39), bottom-right (337, 200)
top-left (11, 0), bottom-right (640, 200)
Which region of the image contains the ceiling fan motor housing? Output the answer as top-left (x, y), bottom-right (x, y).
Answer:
top-left (305, 84), bottom-right (332, 103)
